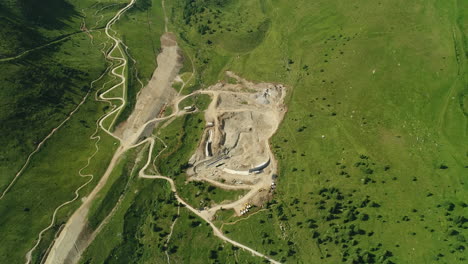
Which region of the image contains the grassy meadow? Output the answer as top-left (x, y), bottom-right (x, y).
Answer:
top-left (1, 0), bottom-right (466, 263)
top-left (0, 0), bottom-right (135, 263)
top-left (160, 0), bottom-right (468, 263)
top-left (81, 0), bottom-right (468, 263)
top-left (81, 113), bottom-right (259, 264)
top-left (80, 177), bottom-right (263, 264)
top-left (0, 26), bottom-right (122, 262)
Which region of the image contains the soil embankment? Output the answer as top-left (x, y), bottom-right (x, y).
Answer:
top-left (115, 33), bottom-right (183, 146)
top-left (43, 147), bottom-right (124, 264)
top-left (43, 33), bottom-right (183, 264)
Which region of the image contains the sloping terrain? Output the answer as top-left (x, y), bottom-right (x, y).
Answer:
top-left (159, 0), bottom-right (468, 263)
top-left (1, 0), bottom-right (467, 264)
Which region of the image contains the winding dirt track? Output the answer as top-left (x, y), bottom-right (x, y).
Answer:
top-left (139, 139), bottom-right (281, 264)
top-left (0, 32), bottom-right (83, 63)
top-left (164, 206), bottom-right (180, 263)
top-left (21, 1), bottom-right (282, 263)
top-left (26, 1), bottom-right (136, 263)
top-left (0, 84), bottom-right (94, 201)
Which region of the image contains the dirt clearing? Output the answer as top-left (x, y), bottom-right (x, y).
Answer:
top-left (187, 72), bottom-right (287, 217)
top-left (115, 32), bottom-right (183, 146)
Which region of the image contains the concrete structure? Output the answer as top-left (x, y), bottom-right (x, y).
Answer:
top-left (184, 105), bottom-right (195, 112)
top-left (205, 129), bottom-right (213, 157)
top-left (248, 158), bottom-right (270, 173)
top-left (223, 168), bottom-right (250, 176)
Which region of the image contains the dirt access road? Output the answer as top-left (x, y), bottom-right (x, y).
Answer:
top-left (137, 75), bottom-right (286, 262)
top-left (42, 11), bottom-right (186, 264)
top-left (23, 0), bottom-right (138, 261)
top-left (139, 138), bottom-right (281, 264)
top-left (38, 1), bottom-right (137, 263)
top-left (184, 74), bottom-right (286, 220)
top-left (39, 1), bottom-right (284, 264)
top-left (115, 33), bottom-right (182, 145)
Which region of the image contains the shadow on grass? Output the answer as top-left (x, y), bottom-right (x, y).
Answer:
top-left (16, 0), bottom-right (81, 30)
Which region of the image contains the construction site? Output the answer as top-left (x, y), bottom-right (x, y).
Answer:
top-left (185, 71), bottom-right (287, 218)
top-left (38, 27), bottom-right (289, 262)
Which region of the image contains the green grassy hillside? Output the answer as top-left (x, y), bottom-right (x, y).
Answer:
top-left (1, 0), bottom-right (466, 263)
top-left (163, 0), bottom-right (468, 263)
top-left (83, 0), bottom-right (467, 263)
top-left (80, 141), bottom-right (261, 264)
top-left (0, 1), bottom-right (129, 263)
top-left (0, 1), bottom-right (114, 261)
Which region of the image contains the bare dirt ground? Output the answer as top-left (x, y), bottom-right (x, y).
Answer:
top-left (186, 72), bottom-right (287, 218)
top-left (114, 32), bottom-right (183, 146)
top-left (42, 147), bottom-right (125, 264)
top-left (44, 75), bottom-right (286, 264)
top-left (39, 5), bottom-right (285, 263)
top-left (136, 72), bottom-right (287, 264)
top-left (43, 31), bottom-right (184, 263)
